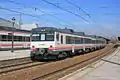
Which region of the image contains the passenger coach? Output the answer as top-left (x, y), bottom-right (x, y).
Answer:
top-left (0, 26), bottom-right (30, 50)
top-left (30, 27), bottom-right (106, 60)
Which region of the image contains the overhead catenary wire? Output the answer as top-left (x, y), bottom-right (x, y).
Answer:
top-left (4, 0), bottom-right (79, 29)
top-left (41, 0), bottom-right (91, 23)
top-left (0, 6), bottom-right (73, 27)
top-left (65, 0), bottom-right (91, 18)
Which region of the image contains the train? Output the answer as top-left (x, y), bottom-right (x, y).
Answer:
top-left (30, 27), bottom-right (107, 60)
top-left (0, 26), bottom-right (30, 50)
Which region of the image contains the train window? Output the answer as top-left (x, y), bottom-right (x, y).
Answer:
top-left (75, 37), bottom-right (79, 44)
top-left (1, 35), bottom-right (7, 41)
top-left (80, 38), bottom-right (82, 44)
top-left (74, 37), bottom-right (83, 44)
top-left (8, 35), bottom-right (12, 41)
top-left (18, 36), bottom-right (22, 41)
top-left (22, 36), bottom-right (25, 41)
top-left (66, 36), bottom-right (72, 44)
top-left (92, 40), bottom-right (95, 44)
top-left (46, 33), bottom-right (54, 41)
top-left (26, 37), bottom-right (30, 41)
top-left (61, 35), bottom-right (63, 44)
top-left (96, 40), bottom-right (98, 44)
top-left (0, 35), bottom-right (1, 41)
top-left (32, 34), bottom-right (40, 41)
top-left (84, 38), bottom-right (87, 44)
top-left (84, 38), bottom-right (90, 44)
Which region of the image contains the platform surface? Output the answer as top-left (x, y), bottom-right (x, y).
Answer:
top-left (59, 47), bottom-right (120, 80)
top-left (0, 50), bottom-right (30, 61)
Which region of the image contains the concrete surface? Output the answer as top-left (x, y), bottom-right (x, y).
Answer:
top-left (59, 47), bottom-right (120, 80)
top-left (0, 50), bottom-right (30, 61)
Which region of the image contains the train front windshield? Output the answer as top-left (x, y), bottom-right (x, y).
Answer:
top-left (32, 33), bottom-right (54, 41)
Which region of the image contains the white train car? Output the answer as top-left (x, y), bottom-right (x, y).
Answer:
top-left (30, 27), bottom-right (106, 60)
top-left (0, 26), bottom-right (30, 50)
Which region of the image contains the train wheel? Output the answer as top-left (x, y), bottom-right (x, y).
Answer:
top-left (77, 49), bottom-right (83, 55)
top-left (57, 54), bottom-right (64, 60)
top-left (63, 52), bottom-right (68, 58)
top-left (68, 51), bottom-right (75, 57)
top-left (57, 52), bottom-right (67, 60)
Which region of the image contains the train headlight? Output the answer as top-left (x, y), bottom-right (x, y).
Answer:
top-left (30, 46), bottom-right (36, 51)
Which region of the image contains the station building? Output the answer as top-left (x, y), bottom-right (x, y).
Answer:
top-left (0, 18), bottom-right (37, 31)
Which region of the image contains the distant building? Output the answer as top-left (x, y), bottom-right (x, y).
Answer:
top-left (0, 18), bottom-right (38, 31)
top-left (21, 23), bottom-right (38, 30)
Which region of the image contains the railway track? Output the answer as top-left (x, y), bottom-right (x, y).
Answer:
top-left (0, 57), bottom-right (48, 74)
top-left (0, 61), bottom-right (47, 74)
top-left (0, 45), bottom-right (116, 80)
top-left (0, 57), bottom-right (31, 68)
top-left (33, 45), bottom-right (116, 80)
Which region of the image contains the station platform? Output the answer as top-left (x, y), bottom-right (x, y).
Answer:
top-left (59, 47), bottom-right (120, 80)
top-left (0, 50), bottom-right (30, 61)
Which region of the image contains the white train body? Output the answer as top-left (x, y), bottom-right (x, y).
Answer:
top-left (0, 26), bottom-right (30, 50)
top-left (30, 27), bottom-right (106, 60)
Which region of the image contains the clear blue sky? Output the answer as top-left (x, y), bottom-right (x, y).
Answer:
top-left (0, 0), bottom-right (120, 38)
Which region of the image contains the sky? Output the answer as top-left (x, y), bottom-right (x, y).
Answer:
top-left (0, 0), bottom-right (120, 38)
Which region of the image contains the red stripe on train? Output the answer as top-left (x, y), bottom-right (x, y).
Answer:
top-left (48, 46), bottom-right (84, 50)
top-left (48, 45), bottom-right (96, 50)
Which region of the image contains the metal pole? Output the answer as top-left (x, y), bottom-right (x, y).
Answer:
top-left (11, 17), bottom-right (15, 52)
top-left (19, 13), bottom-right (22, 29)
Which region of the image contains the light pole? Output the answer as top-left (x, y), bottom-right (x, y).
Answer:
top-left (11, 17), bottom-right (15, 52)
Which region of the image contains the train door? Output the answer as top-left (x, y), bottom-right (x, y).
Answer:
top-left (55, 32), bottom-right (60, 46)
top-left (71, 37), bottom-right (75, 53)
top-left (83, 38), bottom-right (86, 51)
top-left (61, 35), bottom-right (63, 44)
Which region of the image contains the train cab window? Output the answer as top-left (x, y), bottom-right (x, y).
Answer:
top-left (32, 34), bottom-right (40, 41)
top-left (61, 35), bottom-right (63, 44)
top-left (32, 33), bottom-right (54, 41)
top-left (14, 36), bottom-right (17, 41)
top-left (46, 33), bottom-right (54, 41)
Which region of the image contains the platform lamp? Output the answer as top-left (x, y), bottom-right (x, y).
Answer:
top-left (11, 17), bottom-right (16, 52)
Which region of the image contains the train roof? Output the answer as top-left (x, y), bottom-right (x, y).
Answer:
top-left (32, 27), bottom-right (85, 36)
top-left (85, 34), bottom-right (110, 41)
top-left (32, 27), bottom-right (109, 40)
top-left (32, 27), bottom-right (58, 32)
top-left (0, 26), bottom-right (30, 33)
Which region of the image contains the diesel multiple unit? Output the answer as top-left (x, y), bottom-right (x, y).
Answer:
top-left (30, 27), bottom-right (106, 60)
